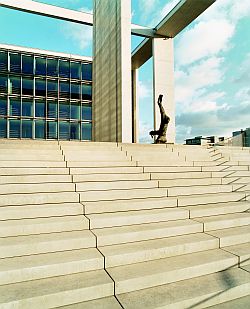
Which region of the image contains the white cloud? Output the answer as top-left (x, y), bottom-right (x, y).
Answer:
top-left (139, 121), bottom-right (153, 143)
top-left (138, 80), bottom-right (151, 99)
top-left (62, 23), bottom-right (92, 52)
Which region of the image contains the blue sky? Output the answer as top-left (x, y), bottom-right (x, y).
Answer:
top-left (0, 0), bottom-right (249, 143)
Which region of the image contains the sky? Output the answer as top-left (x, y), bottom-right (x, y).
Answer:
top-left (0, 0), bottom-right (249, 143)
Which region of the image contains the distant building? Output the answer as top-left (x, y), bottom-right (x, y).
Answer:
top-left (185, 136), bottom-right (225, 146)
top-left (232, 128), bottom-right (250, 147)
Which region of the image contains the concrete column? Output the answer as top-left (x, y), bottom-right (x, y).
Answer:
top-left (152, 38), bottom-right (175, 143)
top-left (132, 69), bottom-right (139, 143)
top-left (93, 0), bottom-right (132, 143)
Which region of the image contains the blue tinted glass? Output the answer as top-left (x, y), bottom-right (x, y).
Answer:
top-left (59, 60), bottom-right (70, 78)
top-left (22, 55), bottom-right (34, 75)
top-left (82, 104), bottom-right (92, 121)
top-left (9, 119), bottom-right (21, 138)
top-left (35, 78), bottom-right (46, 97)
top-left (35, 57), bottom-right (46, 75)
top-left (59, 81), bottom-right (70, 98)
top-left (82, 122), bottom-right (92, 140)
top-left (47, 121), bottom-right (57, 139)
top-left (0, 97), bottom-right (7, 116)
top-left (82, 63), bottom-right (92, 81)
top-left (71, 82), bottom-right (80, 100)
top-left (59, 121), bottom-right (70, 140)
top-left (47, 58), bottom-right (58, 77)
top-left (47, 100), bottom-right (58, 118)
top-left (0, 118), bottom-right (7, 138)
top-left (10, 53), bottom-right (21, 73)
top-left (22, 99), bottom-right (33, 117)
top-left (10, 99), bottom-right (21, 116)
top-left (22, 119), bottom-right (33, 138)
top-left (71, 62), bottom-right (81, 79)
top-left (70, 122), bottom-right (80, 140)
top-left (47, 79), bottom-right (58, 97)
top-left (9, 76), bottom-right (21, 95)
top-left (0, 51), bottom-right (8, 71)
top-left (59, 100), bottom-right (70, 119)
top-left (82, 84), bottom-right (92, 100)
top-left (0, 75), bottom-right (8, 93)
top-left (35, 120), bottom-right (46, 139)
top-left (35, 100), bottom-right (46, 117)
top-left (22, 77), bottom-right (33, 96)
top-left (71, 101), bottom-right (80, 119)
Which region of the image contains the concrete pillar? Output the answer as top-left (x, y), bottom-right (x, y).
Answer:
top-left (152, 38), bottom-right (175, 143)
top-left (93, 0), bottom-right (132, 143)
top-left (132, 69), bottom-right (139, 143)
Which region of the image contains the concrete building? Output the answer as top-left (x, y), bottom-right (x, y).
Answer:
top-left (233, 128), bottom-right (250, 147)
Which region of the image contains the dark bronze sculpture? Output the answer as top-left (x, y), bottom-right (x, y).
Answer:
top-left (149, 94), bottom-right (170, 144)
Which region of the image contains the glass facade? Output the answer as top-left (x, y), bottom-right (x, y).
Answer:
top-left (0, 47), bottom-right (92, 140)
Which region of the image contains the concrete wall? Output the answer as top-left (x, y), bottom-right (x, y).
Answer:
top-left (93, 0), bottom-right (132, 142)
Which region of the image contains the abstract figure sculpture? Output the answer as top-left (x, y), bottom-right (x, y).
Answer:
top-left (149, 94), bottom-right (170, 144)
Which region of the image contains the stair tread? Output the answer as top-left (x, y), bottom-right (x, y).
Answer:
top-left (208, 295), bottom-right (250, 309)
top-left (224, 242), bottom-right (250, 265)
top-left (58, 296), bottom-right (122, 309)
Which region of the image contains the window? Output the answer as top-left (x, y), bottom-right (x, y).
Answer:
top-left (70, 101), bottom-right (80, 120)
top-left (35, 78), bottom-right (46, 97)
top-left (82, 122), bottom-right (92, 140)
top-left (47, 100), bottom-right (58, 118)
top-left (47, 58), bottom-right (58, 77)
top-left (82, 84), bottom-right (92, 100)
top-left (9, 76), bottom-right (21, 95)
top-left (59, 121), bottom-right (70, 140)
top-left (47, 121), bottom-right (57, 139)
top-left (71, 82), bottom-right (80, 100)
top-left (82, 63), bottom-right (92, 81)
top-left (35, 57), bottom-right (46, 76)
top-left (0, 51), bottom-right (8, 71)
top-left (59, 100), bottom-right (70, 119)
top-left (35, 120), bottom-right (46, 139)
top-left (0, 97), bottom-right (7, 116)
top-left (0, 75), bottom-right (8, 93)
top-left (59, 81), bottom-right (70, 99)
top-left (10, 99), bottom-right (21, 116)
top-left (22, 99), bottom-right (33, 117)
top-left (0, 118), bottom-right (7, 138)
top-left (70, 122), bottom-right (80, 140)
top-left (70, 62), bottom-right (81, 79)
top-left (22, 119), bottom-right (33, 138)
top-left (22, 55), bottom-right (34, 75)
top-left (47, 79), bottom-right (58, 97)
top-left (82, 104), bottom-right (92, 121)
top-left (9, 119), bottom-right (21, 138)
top-left (10, 53), bottom-right (21, 73)
top-left (35, 99), bottom-right (46, 118)
top-left (22, 77), bottom-right (33, 96)
top-left (59, 60), bottom-right (70, 78)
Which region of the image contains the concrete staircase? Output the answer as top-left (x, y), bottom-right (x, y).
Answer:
top-left (0, 140), bottom-right (249, 308)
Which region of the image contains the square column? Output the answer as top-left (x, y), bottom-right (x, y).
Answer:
top-left (153, 38), bottom-right (175, 143)
top-left (93, 0), bottom-right (132, 142)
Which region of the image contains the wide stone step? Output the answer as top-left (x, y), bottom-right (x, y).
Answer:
top-left (159, 177), bottom-right (221, 187)
top-left (0, 149), bottom-right (62, 155)
top-left (222, 166), bottom-right (249, 171)
top-left (100, 233), bottom-right (218, 267)
top-left (0, 161), bottom-right (66, 168)
top-left (58, 296), bottom-right (122, 309)
top-left (0, 192), bottom-right (79, 206)
top-left (67, 161), bottom-right (136, 168)
top-left (223, 242), bottom-right (250, 267)
top-left (144, 166), bottom-right (202, 173)
top-left (0, 269), bottom-right (114, 308)
top-left (208, 225), bottom-right (250, 247)
top-left (0, 215), bottom-right (89, 237)
top-left (235, 183), bottom-right (250, 191)
top-left (151, 171), bottom-right (212, 180)
top-left (80, 188), bottom-right (167, 202)
top-left (87, 208), bottom-right (189, 228)
top-left (0, 143), bottom-right (59, 150)
top-left (65, 153), bottom-right (128, 162)
top-left (60, 141), bottom-right (118, 148)
top-left (130, 153), bottom-right (185, 161)
top-left (0, 230), bottom-right (96, 258)
top-left (0, 248), bottom-right (103, 285)
top-left (73, 173), bottom-right (150, 182)
top-left (0, 167), bottom-right (69, 175)
top-left (0, 183), bottom-right (75, 195)
top-left (0, 203), bottom-right (83, 220)
top-left (84, 197), bottom-right (177, 214)
top-left (93, 219), bottom-right (203, 246)
top-left (76, 180), bottom-right (158, 192)
top-left (70, 166), bottom-right (143, 174)
top-left (233, 177), bottom-right (250, 184)
top-left (0, 154), bottom-right (63, 161)
top-left (117, 268), bottom-right (250, 309)
top-left (195, 212), bottom-right (250, 231)
top-left (208, 295), bottom-right (250, 309)
top-left (193, 161), bottom-right (219, 166)
top-left (107, 249), bottom-right (237, 294)
top-left (185, 201), bottom-right (250, 218)
top-left (137, 160), bottom-right (189, 167)
top-left (0, 174), bottom-right (72, 184)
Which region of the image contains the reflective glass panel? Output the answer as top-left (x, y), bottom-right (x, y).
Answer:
top-left (10, 98), bottom-right (21, 116)
top-left (82, 63), bottom-right (92, 81)
top-left (70, 101), bottom-right (80, 120)
top-left (71, 82), bottom-right (80, 100)
top-left (9, 76), bottom-right (21, 95)
top-left (47, 121), bottom-right (57, 139)
top-left (22, 119), bottom-right (33, 138)
top-left (22, 77), bottom-right (33, 96)
top-left (0, 75), bottom-right (8, 93)
top-left (47, 58), bottom-right (58, 77)
top-left (22, 99), bottom-right (33, 117)
top-left (35, 57), bottom-right (46, 76)
top-left (70, 122), bottom-right (80, 140)
top-left (35, 120), bottom-right (46, 139)
top-left (0, 51), bottom-right (8, 71)
top-left (82, 122), bottom-right (92, 140)
top-left (35, 99), bottom-right (46, 118)
top-left (82, 104), bottom-right (92, 121)
top-left (59, 121), bottom-right (70, 140)
top-left (35, 78), bottom-right (46, 97)
top-left (70, 62), bottom-right (81, 79)
top-left (0, 97), bottom-right (7, 116)
top-left (9, 119), bottom-right (21, 138)
top-left (0, 118), bottom-right (7, 138)
top-left (59, 60), bottom-right (70, 78)
top-left (82, 84), bottom-right (92, 100)
top-left (47, 100), bottom-right (58, 118)
top-left (10, 53), bottom-right (21, 73)
top-left (47, 79), bottom-right (58, 97)
top-left (59, 100), bottom-right (70, 119)
top-left (22, 55), bottom-right (34, 75)
top-left (59, 81), bottom-right (70, 99)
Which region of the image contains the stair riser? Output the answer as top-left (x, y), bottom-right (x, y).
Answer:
top-left (188, 204), bottom-right (250, 218)
top-left (168, 185), bottom-right (233, 197)
top-left (0, 168), bottom-right (69, 175)
top-left (201, 217), bottom-right (250, 231)
top-left (0, 155), bottom-right (63, 161)
top-left (151, 172), bottom-right (212, 180)
top-left (0, 175), bottom-right (72, 184)
top-left (159, 178), bottom-right (221, 187)
top-left (73, 173), bottom-right (150, 182)
top-left (0, 162), bottom-right (67, 168)
top-left (70, 167), bottom-right (143, 174)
